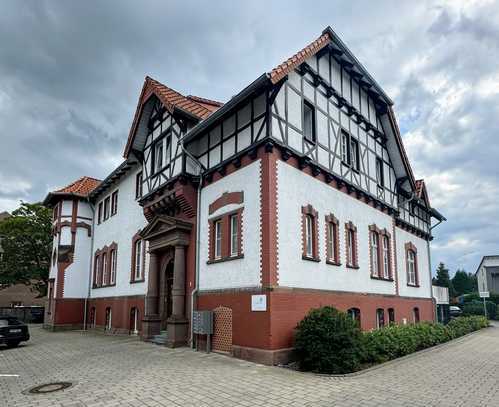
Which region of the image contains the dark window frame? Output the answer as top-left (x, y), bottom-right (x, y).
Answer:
top-left (303, 99), bottom-right (316, 143)
top-left (111, 190), bottom-right (118, 216)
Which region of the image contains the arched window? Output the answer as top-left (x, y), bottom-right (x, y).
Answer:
top-left (388, 308), bottom-right (395, 325)
top-left (110, 248), bottom-right (117, 285)
top-left (370, 231), bottom-right (379, 277)
top-left (405, 243), bottom-right (419, 286)
top-left (130, 307), bottom-right (139, 335)
top-left (347, 308), bottom-right (361, 326)
top-left (102, 252), bottom-right (108, 286)
top-left (89, 306), bottom-right (96, 329)
top-left (301, 205), bottom-right (318, 260)
top-left (382, 236), bottom-right (390, 279)
top-left (105, 307), bottom-right (112, 331)
top-left (376, 308), bottom-right (385, 329)
top-left (413, 307), bottom-right (420, 323)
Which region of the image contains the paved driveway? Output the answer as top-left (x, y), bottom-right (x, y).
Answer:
top-left (1, 324), bottom-right (498, 407)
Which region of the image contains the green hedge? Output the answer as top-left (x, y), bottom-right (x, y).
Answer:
top-left (295, 307), bottom-right (488, 374)
top-left (462, 301), bottom-right (497, 320)
top-left (294, 306), bottom-right (364, 374)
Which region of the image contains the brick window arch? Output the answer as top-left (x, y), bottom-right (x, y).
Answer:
top-left (405, 242), bottom-right (419, 287)
top-left (325, 214), bottom-right (340, 265)
top-left (301, 204), bottom-right (319, 261)
top-left (347, 307), bottom-right (361, 326)
top-left (345, 221), bottom-right (358, 268)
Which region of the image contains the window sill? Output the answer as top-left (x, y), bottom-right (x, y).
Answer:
top-left (370, 275), bottom-right (394, 282)
top-left (346, 264), bottom-right (359, 269)
top-left (207, 254), bottom-right (244, 265)
top-left (407, 283), bottom-right (420, 288)
top-left (130, 279), bottom-right (145, 284)
top-left (326, 259), bottom-right (341, 266)
top-left (92, 283), bottom-right (117, 289)
top-left (302, 255), bottom-right (320, 262)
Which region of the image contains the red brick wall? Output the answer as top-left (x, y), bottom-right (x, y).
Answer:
top-left (86, 295), bottom-right (145, 333)
top-left (198, 289), bottom-right (434, 352)
top-left (54, 298), bottom-right (85, 325)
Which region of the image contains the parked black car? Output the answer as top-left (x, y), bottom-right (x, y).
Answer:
top-left (449, 305), bottom-right (463, 318)
top-left (0, 316), bottom-right (30, 348)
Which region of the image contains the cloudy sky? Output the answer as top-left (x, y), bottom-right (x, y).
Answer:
top-left (1, 0), bottom-right (498, 275)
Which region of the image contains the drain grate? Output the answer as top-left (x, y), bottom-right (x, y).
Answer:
top-left (26, 382), bottom-right (74, 394)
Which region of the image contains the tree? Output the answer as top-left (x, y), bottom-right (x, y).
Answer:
top-left (433, 262), bottom-right (455, 298)
top-left (452, 269), bottom-right (477, 296)
top-left (0, 202), bottom-right (52, 296)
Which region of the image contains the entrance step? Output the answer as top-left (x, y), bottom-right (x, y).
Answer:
top-left (151, 331), bottom-right (168, 346)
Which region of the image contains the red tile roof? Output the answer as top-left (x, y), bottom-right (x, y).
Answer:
top-left (55, 176), bottom-right (101, 197)
top-left (186, 95), bottom-right (223, 113)
top-left (146, 77), bottom-right (213, 120)
top-left (269, 32), bottom-right (332, 84)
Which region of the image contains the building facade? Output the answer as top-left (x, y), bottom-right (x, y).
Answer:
top-left (476, 256), bottom-right (499, 295)
top-left (44, 26), bottom-right (445, 364)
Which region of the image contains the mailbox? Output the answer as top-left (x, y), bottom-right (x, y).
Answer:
top-left (192, 310), bottom-right (213, 335)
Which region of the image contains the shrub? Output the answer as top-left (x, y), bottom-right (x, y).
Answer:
top-left (294, 306), bottom-right (364, 374)
top-left (446, 315), bottom-right (488, 338)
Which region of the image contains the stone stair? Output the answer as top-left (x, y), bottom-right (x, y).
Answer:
top-left (151, 330), bottom-right (168, 345)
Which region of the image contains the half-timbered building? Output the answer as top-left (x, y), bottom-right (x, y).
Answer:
top-left (44, 26), bottom-right (445, 364)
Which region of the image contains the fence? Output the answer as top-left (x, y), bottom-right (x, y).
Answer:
top-left (0, 306), bottom-right (44, 323)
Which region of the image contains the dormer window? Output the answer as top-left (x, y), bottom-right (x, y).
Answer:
top-left (303, 100), bottom-right (316, 143)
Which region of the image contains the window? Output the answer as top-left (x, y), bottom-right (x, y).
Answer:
top-left (341, 130), bottom-right (350, 164)
top-left (413, 307), bottom-right (420, 323)
top-left (110, 248), bottom-right (117, 285)
top-left (371, 232), bottom-right (380, 277)
top-left (382, 236), bottom-right (390, 279)
top-left (111, 191), bottom-right (118, 216)
top-left (94, 255), bottom-right (100, 287)
top-left (350, 138), bottom-right (359, 171)
top-left (152, 138), bottom-right (164, 174)
top-left (98, 202), bottom-right (103, 224)
top-left (345, 222), bottom-right (357, 268)
top-left (376, 158), bottom-right (384, 187)
top-left (89, 307), bottom-right (96, 329)
top-left (130, 307), bottom-right (139, 335)
top-left (388, 308), bottom-right (395, 325)
top-left (214, 220), bottom-right (222, 259)
top-left (208, 208), bottom-right (244, 263)
top-left (105, 307), bottom-right (112, 331)
top-left (103, 197), bottom-right (110, 221)
top-left (102, 252), bottom-right (108, 286)
top-left (136, 172), bottom-right (143, 199)
top-left (134, 239), bottom-right (143, 281)
top-left (303, 100), bottom-right (316, 143)
top-left (305, 215), bottom-right (313, 257)
top-left (301, 205), bottom-right (318, 261)
top-left (406, 243), bottom-right (418, 286)
top-left (341, 129), bottom-right (359, 171)
top-left (52, 249), bottom-right (57, 266)
top-left (376, 308), bottom-right (385, 329)
top-left (325, 214), bottom-right (340, 265)
top-left (165, 134), bottom-right (172, 164)
top-left (230, 214), bottom-right (238, 257)
top-left (347, 308), bottom-right (361, 326)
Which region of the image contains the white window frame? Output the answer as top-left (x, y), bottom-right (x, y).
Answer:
top-left (376, 308), bottom-right (384, 329)
top-left (155, 139), bottom-right (164, 173)
top-left (230, 214), bottom-right (238, 257)
top-left (110, 249), bottom-right (117, 285)
top-left (347, 229), bottom-right (354, 266)
top-left (214, 220), bottom-right (222, 260)
top-left (305, 214), bottom-right (313, 257)
top-left (327, 222), bottom-right (335, 262)
top-left (383, 236), bottom-right (390, 279)
top-left (135, 240), bottom-right (142, 280)
top-left (105, 308), bottom-right (112, 331)
top-left (94, 256), bottom-right (100, 286)
top-left (341, 131), bottom-right (349, 164)
top-left (371, 232), bottom-right (379, 277)
top-left (376, 158), bottom-right (384, 187)
top-left (407, 250), bottom-right (416, 285)
top-left (102, 252), bottom-right (108, 285)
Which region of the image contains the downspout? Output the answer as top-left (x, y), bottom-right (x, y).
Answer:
top-left (179, 142), bottom-right (206, 348)
top-left (83, 197), bottom-right (96, 331)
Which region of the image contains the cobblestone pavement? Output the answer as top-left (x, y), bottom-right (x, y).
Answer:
top-left (1, 324), bottom-right (498, 407)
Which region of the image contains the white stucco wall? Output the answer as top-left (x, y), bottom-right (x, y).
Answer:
top-left (277, 160), bottom-right (429, 297)
top-left (198, 160), bottom-right (261, 291)
top-left (90, 166), bottom-right (149, 298)
top-left (64, 225), bottom-right (92, 298)
top-left (395, 227), bottom-right (432, 299)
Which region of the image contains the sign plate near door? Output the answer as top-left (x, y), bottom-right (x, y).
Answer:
top-left (251, 294), bottom-right (267, 311)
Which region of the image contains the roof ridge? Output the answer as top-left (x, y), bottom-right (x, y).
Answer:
top-left (186, 95), bottom-right (224, 107)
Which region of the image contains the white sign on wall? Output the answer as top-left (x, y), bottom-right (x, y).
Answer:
top-left (479, 291), bottom-right (490, 298)
top-left (251, 294), bottom-right (267, 311)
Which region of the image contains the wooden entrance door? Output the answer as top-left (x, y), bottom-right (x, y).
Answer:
top-left (160, 260), bottom-right (174, 330)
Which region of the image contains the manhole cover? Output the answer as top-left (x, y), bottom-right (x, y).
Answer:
top-left (26, 382), bottom-right (74, 394)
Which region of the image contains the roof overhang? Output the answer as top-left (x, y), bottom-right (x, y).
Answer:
top-left (89, 158), bottom-right (138, 201)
